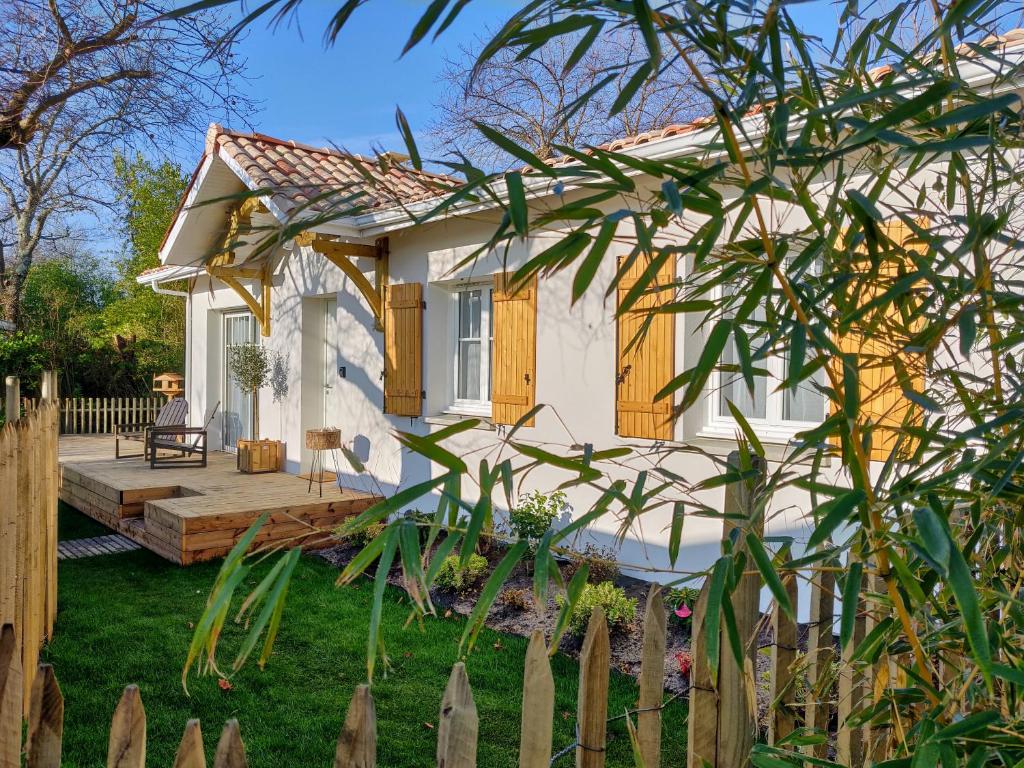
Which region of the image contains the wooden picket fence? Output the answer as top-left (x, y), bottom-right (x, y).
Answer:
top-left (0, 435), bottom-right (879, 767)
top-left (0, 402), bottom-right (59, 723)
top-left (20, 397), bottom-right (164, 435)
top-left (0, 578), bottom-right (854, 768)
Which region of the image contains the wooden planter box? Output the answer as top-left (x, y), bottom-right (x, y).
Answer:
top-left (237, 439), bottom-right (284, 474)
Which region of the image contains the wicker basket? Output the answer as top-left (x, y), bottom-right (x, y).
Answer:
top-left (305, 428), bottom-right (342, 450)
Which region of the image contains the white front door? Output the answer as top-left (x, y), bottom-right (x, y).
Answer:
top-left (223, 311), bottom-right (257, 452)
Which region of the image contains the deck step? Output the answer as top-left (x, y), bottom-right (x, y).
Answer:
top-left (58, 440), bottom-right (381, 566)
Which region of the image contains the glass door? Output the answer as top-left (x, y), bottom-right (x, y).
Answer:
top-left (223, 311), bottom-right (257, 451)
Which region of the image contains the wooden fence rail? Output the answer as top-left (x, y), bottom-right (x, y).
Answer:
top-left (20, 397), bottom-right (164, 435)
top-left (0, 401), bottom-right (59, 721)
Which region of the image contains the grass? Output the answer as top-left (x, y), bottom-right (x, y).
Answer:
top-left (58, 500), bottom-right (113, 540)
top-left (47, 508), bottom-right (687, 767)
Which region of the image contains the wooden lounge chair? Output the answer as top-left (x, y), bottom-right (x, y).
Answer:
top-left (148, 402), bottom-right (220, 469)
top-left (115, 397), bottom-right (188, 460)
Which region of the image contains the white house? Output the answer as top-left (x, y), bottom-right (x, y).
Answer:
top-left (140, 34), bottom-right (1024, 582)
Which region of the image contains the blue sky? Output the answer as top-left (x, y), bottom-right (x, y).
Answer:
top-left (88, 1), bottom-right (842, 260)
top-left (183, 0), bottom-right (843, 162)
top-left (184, 0), bottom-right (526, 160)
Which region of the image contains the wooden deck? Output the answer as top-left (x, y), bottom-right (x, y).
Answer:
top-left (59, 435), bottom-right (381, 565)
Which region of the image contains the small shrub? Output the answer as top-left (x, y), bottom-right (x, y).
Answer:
top-left (508, 490), bottom-right (566, 542)
top-left (563, 542), bottom-right (620, 584)
top-left (557, 581), bottom-right (637, 635)
top-left (499, 587), bottom-right (534, 611)
top-left (337, 520), bottom-right (386, 548)
top-left (435, 554), bottom-right (489, 593)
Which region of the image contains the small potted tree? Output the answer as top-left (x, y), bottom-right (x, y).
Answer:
top-left (228, 343), bottom-right (283, 473)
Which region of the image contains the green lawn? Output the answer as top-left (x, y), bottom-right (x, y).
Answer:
top-left (47, 509), bottom-right (687, 767)
top-left (58, 500), bottom-right (113, 540)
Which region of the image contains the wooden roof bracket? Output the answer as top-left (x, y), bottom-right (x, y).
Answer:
top-left (297, 232), bottom-right (390, 331)
top-left (207, 261), bottom-right (273, 337)
top-left (208, 197), bottom-right (269, 269)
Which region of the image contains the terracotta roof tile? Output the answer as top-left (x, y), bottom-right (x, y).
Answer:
top-left (137, 265), bottom-right (179, 279)
top-left (208, 125), bottom-right (461, 214)
top-left (543, 27), bottom-right (1024, 166)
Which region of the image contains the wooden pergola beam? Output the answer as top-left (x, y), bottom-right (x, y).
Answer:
top-left (296, 232), bottom-right (389, 330)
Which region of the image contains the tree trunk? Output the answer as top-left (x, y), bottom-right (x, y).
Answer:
top-left (0, 277), bottom-right (21, 326)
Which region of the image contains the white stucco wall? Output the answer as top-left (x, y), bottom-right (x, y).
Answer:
top-left (175, 142), bottom-right (1022, 628)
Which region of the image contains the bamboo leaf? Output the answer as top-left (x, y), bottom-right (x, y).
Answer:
top-left (839, 561), bottom-right (863, 651)
top-left (807, 490), bottom-right (865, 549)
top-left (746, 533), bottom-right (794, 620)
top-left (682, 319), bottom-right (733, 411)
top-left (668, 502), bottom-right (684, 568)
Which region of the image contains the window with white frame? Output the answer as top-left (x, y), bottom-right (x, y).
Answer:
top-left (705, 273), bottom-right (826, 441)
top-left (450, 284), bottom-right (493, 414)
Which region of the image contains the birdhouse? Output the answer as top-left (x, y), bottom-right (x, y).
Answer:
top-left (153, 372), bottom-right (185, 401)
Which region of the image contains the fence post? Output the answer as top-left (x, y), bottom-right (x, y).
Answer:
top-left (716, 451), bottom-right (766, 767)
top-left (26, 662), bottom-right (63, 767)
top-left (437, 662), bottom-right (477, 768)
top-left (637, 585), bottom-right (666, 768)
top-left (107, 685), bottom-right (146, 768)
top-left (3, 378), bottom-right (17, 424)
top-left (173, 720), bottom-right (205, 768)
top-left (769, 574), bottom-right (798, 745)
top-left (576, 606), bottom-right (609, 768)
top-left (804, 559), bottom-right (836, 760)
top-left (0, 624), bottom-right (22, 768)
top-left (335, 685), bottom-right (376, 768)
top-left (40, 373), bottom-right (57, 404)
top-left (687, 582), bottom-right (717, 768)
top-left (518, 630), bottom-right (553, 768)
top-left (836, 565), bottom-right (867, 767)
top-left (213, 719), bottom-right (247, 768)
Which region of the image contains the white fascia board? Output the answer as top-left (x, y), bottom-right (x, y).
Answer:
top-left (158, 154), bottom-right (214, 264)
top-left (343, 48), bottom-right (1024, 238)
top-left (134, 265), bottom-right (203, 286)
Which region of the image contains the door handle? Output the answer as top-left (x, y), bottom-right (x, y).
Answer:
top-left (617, 364), bottom-right (632, 385)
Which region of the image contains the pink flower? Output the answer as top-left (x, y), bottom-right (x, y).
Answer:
top-left (674, 602), bottom-right (692, 619)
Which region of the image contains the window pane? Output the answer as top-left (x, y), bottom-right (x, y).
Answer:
top-left (719, 369), bottom-right (767, 419)
top-left (782, 364), bottom-right (825, 422)
top-left (719, 319), bottom-right (766, 419)
top-left (459, 290), bottom-right (481, 338)
top-left (458, 340), bottom-right (481, 400)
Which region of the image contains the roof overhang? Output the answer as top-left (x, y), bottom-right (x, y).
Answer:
top-left (157, 43), bottom-right (1024, 251)
top-left (135, 265), bottom-right (203, 286)
top-left (346, 46), bottom-right (1024, 237)
top-left (158, 144), bottom-right (365, 268)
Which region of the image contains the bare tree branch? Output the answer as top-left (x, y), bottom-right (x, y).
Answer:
top-left (0, 0), bottom-right (259, 324)
top-left (430, 29), bottom-right (707, 170)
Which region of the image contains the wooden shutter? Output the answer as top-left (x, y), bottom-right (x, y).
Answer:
top-left (492, 274), bottom-right (537, 426)
top-left (616, 254), bottom-right (676, 440)
top-left (384, 282), bottom-right (423, 416)
top-left (835, 220), bottom-right (925, 461)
